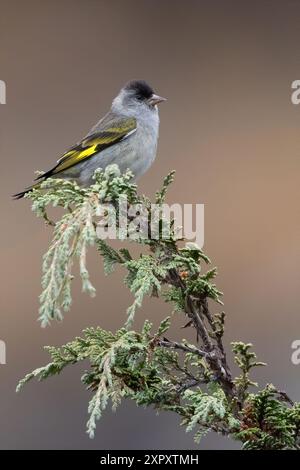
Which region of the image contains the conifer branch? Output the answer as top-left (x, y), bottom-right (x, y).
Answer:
top-left (17, 166), bottom-right (300, 449)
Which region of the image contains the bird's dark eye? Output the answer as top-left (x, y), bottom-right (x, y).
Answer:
top-left (136, 93), bottom-right (147, 101)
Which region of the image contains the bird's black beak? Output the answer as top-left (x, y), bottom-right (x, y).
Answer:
top-left (148, 94), bottom-right (167, 106)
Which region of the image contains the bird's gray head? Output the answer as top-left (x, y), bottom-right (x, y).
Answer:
top-left (111, 80), bottom-right (166, 118)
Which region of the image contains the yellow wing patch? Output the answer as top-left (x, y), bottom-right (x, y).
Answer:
top-left (45, 117), bottom-right (137, 177)
top-left (54, 145), bottom-right (99, 173)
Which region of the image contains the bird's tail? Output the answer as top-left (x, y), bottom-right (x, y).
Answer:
top-left (12, 182), bottom-right (41, 200)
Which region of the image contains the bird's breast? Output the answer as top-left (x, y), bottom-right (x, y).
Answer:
top-left (131, 114), bottom-right (159, 177)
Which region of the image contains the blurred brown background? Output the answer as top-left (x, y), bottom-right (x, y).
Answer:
top-left (0, 0), bottom-right (300, 449)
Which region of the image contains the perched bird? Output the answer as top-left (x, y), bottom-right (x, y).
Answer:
top-left (13, 80), bottom-right (166, 199)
